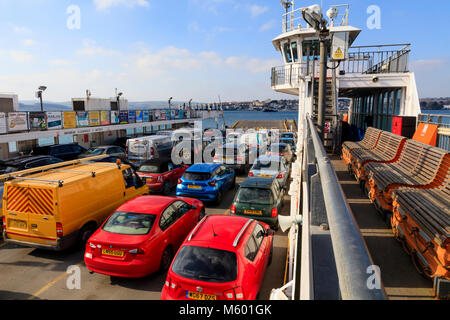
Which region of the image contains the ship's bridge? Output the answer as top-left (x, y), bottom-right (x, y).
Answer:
top-left (270, 3), bottom-right (420, 138)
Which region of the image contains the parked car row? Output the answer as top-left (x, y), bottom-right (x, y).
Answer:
top-left (1, 128), bottom-right (297, 300)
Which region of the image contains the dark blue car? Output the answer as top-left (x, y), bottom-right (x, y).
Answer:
top-left (176, 163), bottom-right (235, 205)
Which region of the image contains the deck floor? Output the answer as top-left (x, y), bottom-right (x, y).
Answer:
top-left (331, 155), bottom-right (435, 300)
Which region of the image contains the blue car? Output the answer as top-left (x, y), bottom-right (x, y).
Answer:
top-left (176, 163), bottom-right (235, 205)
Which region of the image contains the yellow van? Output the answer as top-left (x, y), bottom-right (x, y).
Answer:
top-left (1, 158), bottom-right (148, 250)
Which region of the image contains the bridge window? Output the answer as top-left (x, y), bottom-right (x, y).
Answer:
top-left (291, 42), bottom-right (299, 63)
top-left (283, 42), bottom-right (292, 63)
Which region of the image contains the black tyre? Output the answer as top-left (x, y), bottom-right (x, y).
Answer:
top-left (79, 224), bottom-right (96, 250)
top-left (162, 181), bottom-right (171, 195)
top-left (215, 191), bottom-right (223, 206)
top-left (159, 246), bottom-right (173, 272)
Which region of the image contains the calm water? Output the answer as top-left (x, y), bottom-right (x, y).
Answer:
top-left (202, 111), bottom-right (298, 129)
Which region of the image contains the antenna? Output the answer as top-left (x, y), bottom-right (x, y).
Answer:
top-left (211, 224), bottom-right (218, 237)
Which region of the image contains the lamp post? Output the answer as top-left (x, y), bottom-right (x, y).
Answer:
top-left (36, 86), bottom-right (47, 112)
top-left (280, 0), bottom-right (293, 32)
top-left (168, 97), bottom-right (173, 119)
top-left (302, 4), bottom-right (329, 142)
top-left (116, 91), bottom-right (123, 112)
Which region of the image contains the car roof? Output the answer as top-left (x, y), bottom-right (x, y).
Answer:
top-left (240, 176), bottom-right (275, 188)
top-left (116, 196), bottom-right (175, 215)
top-left (187, 215), bottom-right (254, 250)
top-left (256, 154), bottom-right (283, 162)
top-left (1, 155), bottom-right (57, 166)
top-left (186, 163), bottom-right (220, 173)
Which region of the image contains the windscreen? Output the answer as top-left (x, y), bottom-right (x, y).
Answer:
top-left (281, 133), bottom-right (294, 139)
top-left (138, 164), bottom-right (163, 174)
top-left (183, 172), bottom-right (211, 181)
top-left (172, 246), bottom-right (237, 283)
top-left (236, 187), bottom-right (273, 205)
top-left (102, 211), bottom-right (156, 235)
top-left (128, 141), bottom-right (148, 157)
top-left (85, 148), bottom-right (105, 155)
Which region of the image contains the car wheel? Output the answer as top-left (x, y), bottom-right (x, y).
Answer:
top-left (162, 181), bottom-right (171, 195)
top-left (159, 246), bottom-right (173, 272)
top-left (79, 224), bottom-right (96, 250)
top-left (268, 239), bottom-right (274, 266)
top-left (215, 191), bottom-right (223, 206)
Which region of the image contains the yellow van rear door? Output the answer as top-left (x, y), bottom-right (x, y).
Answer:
top-left (5, 184), bottom-right (57, 243)
top-left (28, 187), bottom-right (57, 242)
top-left (5, 184), bottom-right (30, 233)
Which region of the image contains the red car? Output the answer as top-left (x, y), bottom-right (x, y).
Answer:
top-left (136, 159), bottom-right (188, 195)
top-left (84, 195), bottom-right (205, 278)
top-left (161, 215), bottom-right (274, 300)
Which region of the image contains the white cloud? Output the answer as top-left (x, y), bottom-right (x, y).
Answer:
top-left (259, 20), bottom-right (277, 31)
top-left (0, 50), bottom-right (33, 63)
top-left (225, 56), bottom-right (279, 73)
top-left (93, 0), bottom-right (149, 10)
top-left (50, 59), bottom-right (77, 67)
top-left (249, 4), bottom-right (268, 17)
top-left (13, 25), bottom-right (32, 35)
top-left (22, 39), bottom-right (36, 47)
top-left (76, 39), bottom-right (121, 56)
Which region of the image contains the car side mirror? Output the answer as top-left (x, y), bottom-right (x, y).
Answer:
top-left (265, 229), bottom-right (275, 237)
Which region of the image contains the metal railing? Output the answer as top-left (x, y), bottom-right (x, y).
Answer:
top-left (341, 44), bottom-right (410, 74)
top-left (418, 113), bottom-right (450, 151)
top-left (301, 115), bottom-right (387, 300)
top-left (282, 4), bottom-right (350, 33)
top-left (271, 63), bottom-right (308, 87)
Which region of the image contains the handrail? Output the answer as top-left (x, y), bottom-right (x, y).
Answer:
top-left (306, 115), bottom-right (387, 300)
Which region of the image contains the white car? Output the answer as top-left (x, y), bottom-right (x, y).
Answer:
top-left (249, 154), bottom-right (290, 188)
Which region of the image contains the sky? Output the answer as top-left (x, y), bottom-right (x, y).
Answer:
top-left (0, 0), bottom-right (449, 103)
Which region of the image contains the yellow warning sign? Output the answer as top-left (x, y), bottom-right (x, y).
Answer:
top-left (333, 47), bottom-right (344, 59)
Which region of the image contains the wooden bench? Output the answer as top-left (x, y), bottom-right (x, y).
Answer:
top-left (364, 140), bottom-right (450, 212)
top-left (341, 127), bottom-right (382, 166)
top-left (350, 131), bottom-right (407, 181)
top-left (391, 172), bottom-right (449, 281)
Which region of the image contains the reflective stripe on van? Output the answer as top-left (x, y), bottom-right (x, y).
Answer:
top-left (6, 185), bottom-right (55, 216)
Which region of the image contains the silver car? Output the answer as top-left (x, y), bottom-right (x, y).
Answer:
top-left (249, 154), bottom-right (290, 187)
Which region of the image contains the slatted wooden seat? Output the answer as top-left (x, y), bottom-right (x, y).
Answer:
top-left (364, 140), bottom-right (450, 211)
top-left (342, 127), bottom-right (382, 165)
top-left (391, 173), bottom-right (450, 280)
top-left (350, 131), bottom-right (407, 181)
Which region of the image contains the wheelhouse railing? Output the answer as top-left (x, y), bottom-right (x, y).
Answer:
top-left (282, 4), bottom-right (349, 33)
top-left (340, 44), bottom-right (410, 74)
top-left (271, 63), bottom-right (308, 87)
top-left (298, 114), bottom-right (387, 300)
top-left (418, 113), bottom-right (450, 151)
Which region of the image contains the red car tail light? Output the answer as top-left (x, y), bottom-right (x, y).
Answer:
top-left (277, 173), bottom-right (284, 179)
top-left (178, 178), bottom-right (182, 184)
top-left (230, 204), bottom-right (236, 215)
top-left (129, 248), bottom-right (146, 255)
top-left (208, 180), bottom-right (216, 187)
top-left (223, 289), bottom-right (234, 300)
top-left (248, 171), bottom-right (254, 177)
top-left (2, 216), bottom-right (6, 230)
top-left (150, 147), bottom-right (155, 157)
top-left (271, 208), bottom-right (278, 218)
top-left (157, 176), bottom-right (163, 183)
top-left (56, 223), bottom-right (63, 238)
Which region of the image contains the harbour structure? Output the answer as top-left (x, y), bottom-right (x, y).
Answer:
top-left (0, 93), bottom-right (222, 159)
